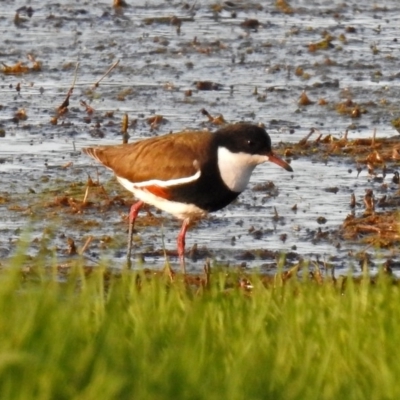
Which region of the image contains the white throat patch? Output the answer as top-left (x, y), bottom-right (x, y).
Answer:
top-left (217, 147), bottom-right (269, 193)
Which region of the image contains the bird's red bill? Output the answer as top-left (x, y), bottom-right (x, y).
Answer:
top-left (268, 153), bottom-right (293, 172)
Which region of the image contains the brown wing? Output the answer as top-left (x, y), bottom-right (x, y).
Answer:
top-left (82, 130), bottom-right (213, 183)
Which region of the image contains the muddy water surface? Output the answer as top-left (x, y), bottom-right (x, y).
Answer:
top-left (1, 1), bottom-right (400, 274)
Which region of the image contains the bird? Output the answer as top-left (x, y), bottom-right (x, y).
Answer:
top-left (82, 123), bottom-right (293, 272)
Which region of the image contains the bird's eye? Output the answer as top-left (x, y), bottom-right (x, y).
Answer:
top-left (247, 139), bottom-right (255, 147)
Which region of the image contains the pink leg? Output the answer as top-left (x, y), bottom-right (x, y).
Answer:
top-left (177, 218), bottom-right (190, 274)
top-left (127, 201), bottom-right (144, 269)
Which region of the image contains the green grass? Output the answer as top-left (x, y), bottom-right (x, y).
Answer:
top-left (0, 256), bottom-right (399, 400)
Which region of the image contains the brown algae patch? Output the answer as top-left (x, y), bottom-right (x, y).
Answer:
top-left (342, 211), bottom-right (400, 247)
top-left (281, 128), bottom-right (400, 167)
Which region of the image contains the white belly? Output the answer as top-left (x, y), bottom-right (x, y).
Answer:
top-left (117, 176), bottom-right (208, 220)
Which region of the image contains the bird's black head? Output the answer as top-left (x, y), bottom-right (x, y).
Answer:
top-left (214, 123), bottom-right (272, 155)
top-left (213, 123), bottom-right (293, 172)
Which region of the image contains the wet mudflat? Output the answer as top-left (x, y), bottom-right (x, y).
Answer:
top-left (1, 0), bottom-right (400, 274)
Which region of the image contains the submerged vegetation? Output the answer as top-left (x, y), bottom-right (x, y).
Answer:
top-left (0, 251), bottom-right (399, 399)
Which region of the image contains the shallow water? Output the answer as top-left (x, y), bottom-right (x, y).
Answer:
top-left (1, 0), bottom-right (400, 273)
